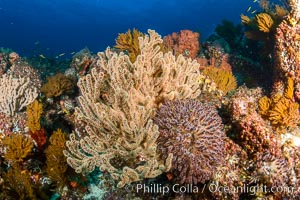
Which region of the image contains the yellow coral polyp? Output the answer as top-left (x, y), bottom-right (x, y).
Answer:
top-left (256, 13), bottom-right (274, 33)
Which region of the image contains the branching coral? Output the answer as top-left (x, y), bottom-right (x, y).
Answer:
top-left (26, 100), bottom-right (43, 133)
top-left (241, 1), bottom-right (287, 41)
top-left (258, 77), bottom-right (300, 133)
top-left (241, 14), bottom-right (251, 25)
top-left (114, 28), bottom-right (143, 62)
top-left (0, 74), bottom-right (38, 116)
top-left (41, 73), bottom-right (75, 98)
top-left (163, 29), bottom-right (200, 59)
top-left (154, 99), bottom-right (226, 184)
top-left (201, 67), bottom-right (237, 95)
top-left (289, 0), bottom-right (300, 20)
top-left (2, 166), bottom-right (36, 200)
top-left (26, 100), bottom-right (46, 148)
top-left (64, 30), bottom-right (201, 188)
top-left (2, 133), bottom-right (34, 164)
top-left (256, 13), bottom-right (274, 33)
top-left (45, 129), bottom-right (68, 189)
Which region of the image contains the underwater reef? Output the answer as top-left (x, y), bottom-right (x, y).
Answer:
top-left (2, 0), bottom-right (300, 199)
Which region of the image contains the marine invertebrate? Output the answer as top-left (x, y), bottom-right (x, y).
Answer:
top-left (114, 28), bottom-right (143, 62)
top-left (163, 29), bottom-right (200, 59)
top-left (198, 43), bottom-right (232, 71)
top-left (211, 138), bottom-right (248, 200)
top-left (275, 5), bottom-right (288, 18)
top-left (0, 74), bottom-right (38, 116)
top-left (45, 129), bottom-right (68, 189)
top-left (256, 13), bottom-right (274, 33)
top-left (201, 67), bottom-right (237, 95)
top-left (0, 52), bottom-right (9, 76)
top-left (289, 0), bottom-right (300, 20)
top-left (8, 60), bottom-right (43, 89)
top-left (274, 16), bottom-right (300, 79)
top-left (30, 128), bottom-right (47, 149)
top-left (154, 99), bottom-right (226, 184)
top-left (241, 14), bottom-right (251, 25)
top-left (241, 1), bottom-right (287, 42)
top-left (26, 100), bottom-right (43, 133)
top-left (258, 77), bottom-right (300, 133)
top-left (251, 150), bottom-right (294, 199)
top-left (2, 133), bottom-right (34, 164)
top-left (2, 166), bottom-right (36, 200)
top-left (229, 86), bottom-right (279, 155)
top-left (64, 30), bottom-right (201, 188)
top-left (8, 51), bottom-right (19, 64)
top-left (41, 73), bottom-right (75, 98)
top-left (26, 100), bottom-right (46, 148)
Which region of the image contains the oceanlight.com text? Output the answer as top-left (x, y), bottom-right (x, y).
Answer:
top-left (135, 182), bottom-right (299, 196)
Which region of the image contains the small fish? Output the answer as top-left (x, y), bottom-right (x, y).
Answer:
top-left (70, 52), bottom-right (76, 55)
top-left (39, 54), bottom-right (46, 59)
top-left (58, 53), bottom-right (65, 57)
top-left (34, 41), bottom-right (40, 45)
top-left (247, 6), bottom-right (251, 12)
top-left (253, 0), bottom-right (258, 2)
top-left (251, 10), bottom-right (257, 14)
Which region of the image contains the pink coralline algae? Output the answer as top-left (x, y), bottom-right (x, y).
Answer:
top-left (154, 99), bottom-right (226, 184)
top-left (163, 29), bottom-right (200, 59)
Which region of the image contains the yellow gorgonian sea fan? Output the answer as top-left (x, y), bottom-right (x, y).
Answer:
top-left (258, 78), bottom-right (300, 133)
top-left (26, 100), bottom-right (43, 133)
top-left (45, 129), bottom-right (68, 189)
top-left (256, 13), bottom-right (274, 33)
top-left (268, 98), bottom-right (299, 130)
top-left (241, 14), bottom-right (251, 25)
top-left (202, 67), bottom-right (237, 95)
top-left (114, 28), bottom-right (144, 63)
top-left (2, 133), bottom-right (34, 164)
top-left (258, 96), bottom-right (271, 116)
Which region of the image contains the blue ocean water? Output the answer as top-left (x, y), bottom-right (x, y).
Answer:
top-left (0, 0), bottom-right (259, 57)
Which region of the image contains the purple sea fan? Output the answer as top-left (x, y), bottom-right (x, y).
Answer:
top-left (154, 99), bottom-right (226, 184)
